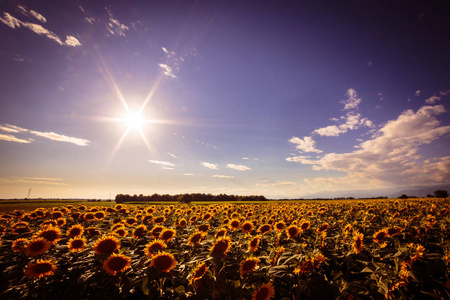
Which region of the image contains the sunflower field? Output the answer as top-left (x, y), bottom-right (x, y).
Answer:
top-left (1, 198), bottom-right (450, 299)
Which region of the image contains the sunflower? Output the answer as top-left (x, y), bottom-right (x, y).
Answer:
top-left (113, 228), bottom-right (128, 237)
top-left (188, 231), bottom-right (206, 246)
top-left (103, 254), bottom-right (132, 276)
top-left (132, 225), bottom-right (147, 239)
top-left (94, 211), bottom-right (106, 220)
top-left (286, 225), bottom-right (300, 238)
top-left (159, 228), bottom-right (176, 242)
top-left (252, 282), bottom-right (275, 300)
top-left (145, 239), bottom-right (167, 257)
top-left (12, 238), bottom-right (28, 253)
top-left (93, 235), bottom-right (120, 255)
top-left (385, 227), bottom-right (402, 236)
top-left (299, 220), bottom-right (311, 231)
top-left (125, 217), bottom-right (137, 227)
top-left (56, 218), bottom-right (66, 227)
top-left (150, 225), bottom-right (164, 238)
top-left (36, 226), bottom-right (61, 245)
top-left (210, 236), bottom-right (232, 256)
top-left (111, 223), bottom-right (125, 231)
top-left (316, 223), bottom-right (330, 233)
top-left (25, 259), bottom-right (57, 279)
top-left (51, 211), bottom-right (64, 219)
top-left (215, 228), bottom-right (228, 238)
top-left (352, 233), bottom-right (364, 254)
top-left (86, 227), bottom-right (101, 236)
top-left (142, 215), bottom-right (153, 225)
top-left (190, 262), bottom-right (209, 285)
top-left (67, 224), bottom-right (84, 238)
top-left (41, 220), bottom-right (58, 227)
top-left (241, 221), bottom-right (254, 234)
top-left (274, 221), bottom-right (286, 232)
top-left (84, 212), bottom-right (95, 221)
top-left (178, 218), bottom-right (187, 228)
top-left (248, 236), bottom-right (261, 252)
top-left (153, 216), bottom-right (165, 224)
top-left (150, 252), bottom-right (177, 272)
top-left (257, 224), bottom-right (272, 235)
top-left (228, 219), bottom-right (240, 231)
top-left (240, 257), bottom-right (260, 276)
top-left (373, 229), bottom-right (388, 244)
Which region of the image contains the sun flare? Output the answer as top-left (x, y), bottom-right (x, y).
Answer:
top-left (122, 111), bottom-right (146, 130)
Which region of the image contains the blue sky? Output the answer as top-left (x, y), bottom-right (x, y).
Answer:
top-left (1, 0), bottom-right (449, 199)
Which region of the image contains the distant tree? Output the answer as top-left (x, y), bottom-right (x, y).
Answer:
top-left (434, 190), bottom-right (449, 198)
top-left (398, 194), bottom-right (408, 199)
top-left (178, 194), bottom-right (192, 204)
top-left (426, 194), bottom-right (434, 198)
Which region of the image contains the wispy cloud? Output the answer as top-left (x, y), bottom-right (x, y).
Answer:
top-left (258, 180), bottom-right (295, 187)
top-left (29, 130), bottom-right (90, 146)
top-left (201, 162), bottom-right (219, 170)
top-left (159, 64), bottom-right (177, 78)
top-left (17, 5), bottom-right (47, 23)
top-left (212, 175), bottom-right (235, 179)
top-left (148, 160), bottom-right (175, 167)
top-left (226, 164), bottom-right (251, 171)
top-left (0, 123), bottom-right (90, 146)
top-left (425, 90), bottom-right (450, 104)
top-left (168, 152), bottom-right (177, 159)
top-left (340, 88), bottom-right (361, 110)
top-left (0, 134), bottom-right (33, 144)
top-left (289, 136), bottom-right (322, 153)
top-left (0, 12), bottom-right (81, 47)
top-left (287, 104), bottom-right (450, 188)
top-left (0, 177), bottom-right (66, 185)
top-left (106, 8), bottom-right (129, 37)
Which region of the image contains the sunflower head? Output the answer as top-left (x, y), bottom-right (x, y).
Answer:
top-left (197, 223), bottom-right (210, 232)
top-left (210, 236), bottom-right (232, 256)
top-left (145, 239), bottom-right (167, 257)
top-left (228, 219), bottom-right (240, 231)
top-left (240, 257), bottom-right (260, 276)
top-left (252, 282), bottom-right (275, 300)
top-left (150, 225), bottom-right (164, 238)
top-left (353, 232), bottom-right (364, 254)
top-left (178, 218), bottom-right (187, 228)
top-left (241, 221), bottom-right (254, 233)
top-left (93, 235), bottom-right (120, 255)
top-left (287, 225), bottom-right (300, 238)
top-left (274, 221), bottom-right (286, 232)
top-left (25, 259), bottom-right (57, 279)
top-left (188, 231), bottom-right (206, 245)
top-left (132, 225), bottom-right (147, 239)
top-left (25, 237), bottom-right (51, 257)
top-left (159, 228), bottom-right (176, 242)
top-left (258, 224), bottom-right (272, 234)
top-left (150, 252), bottom-right (177, 272)
top-left (190, 262), bottom-right (208, 284)
top-left (67, 224), bottom-right (84, 238)
top-left (68, 237), bottom-right (87, 252)
top-left (12, 238), bottom-right (28, 253)
top-left (215, 228), bottom-right (227, 239)
top-left (248, 236), bottom-right (261, 252)
top-left (103, 254), bottom-right (132, 276)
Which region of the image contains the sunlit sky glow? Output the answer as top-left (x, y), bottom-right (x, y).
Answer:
top-left (1, 1), bottom-right (449, 199)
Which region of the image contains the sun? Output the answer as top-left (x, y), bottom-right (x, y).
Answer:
top-left (122, 111), bottom-right (146, 130)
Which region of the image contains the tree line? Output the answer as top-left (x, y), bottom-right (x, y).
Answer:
top-left (114, 193), bottom-right (267, 204)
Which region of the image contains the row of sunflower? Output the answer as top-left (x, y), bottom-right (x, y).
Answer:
top-left (0, 198), bottom-right (449, 299)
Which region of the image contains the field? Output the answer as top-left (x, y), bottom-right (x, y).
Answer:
top-left (1, 199), bottom-right (449, 299)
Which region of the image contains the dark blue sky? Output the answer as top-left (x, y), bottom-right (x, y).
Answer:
top-left (1, 0), bottom-right (449, 198)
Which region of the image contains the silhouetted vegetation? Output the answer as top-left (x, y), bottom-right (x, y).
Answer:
top-left (434, 189), bottom-right (449, 198)
top-left (114, 193), bottom-right (267, 203)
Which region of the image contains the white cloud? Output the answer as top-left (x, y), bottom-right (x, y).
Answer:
top-left (159, 64), bottom-right (177, 78)
top-left (17, 5), bottom-right (47, 23)
top-left (425, 90), bottom-right (450, 104)
top-left (106, 8), bottom-right (129, 36)
top-left (340, 88), bottom-right (361, 110)
top-left (289, 136), bottom-right (322, 153)
top-left (415, 90), bottom-right (421, 96)
top-left (201, 162), bottom-right (219, 169)
top-left (183, 173), bottom-right (195, 176)
top-left (0, 13), bottom-right (80, 47)
top-left (212, 175), bottom-right (235, 179)
top-left (29, 130), bottom-right (90, 146)
top-left (0, 123), bottom-right (89, 146)
top-left (313, 125), bottom-right (342, 137)
top-left (226, 164), bottom-right (251, 171)
top-left (168, 152), bottom-right (177, 158)
top-left (148, 160), bottom-right (175, 167)
top-left (65, 36), bottom-right (81, 47)
top-left (287, 105), bottom-right (450, 187)
top-left (0, 134), bottom-right (33, 144)
top-left (0, 176), bottom-right (66, 185)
